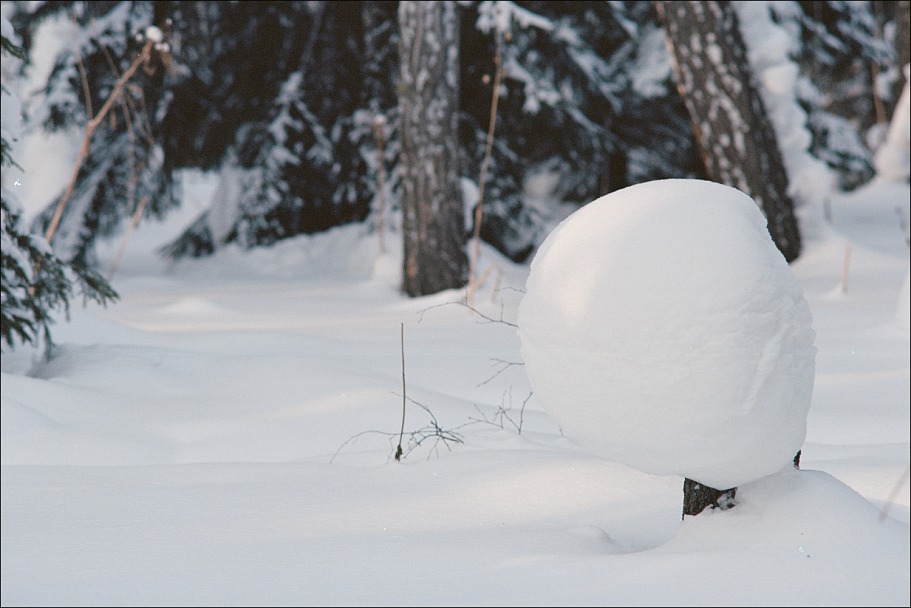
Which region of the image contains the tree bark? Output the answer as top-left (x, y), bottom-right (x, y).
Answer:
top-left (398, 1), bottom-right (468, 296)
top-left (682, 478), bottom-right (736, 517)
top-left (656, 0), bottom-right (803, 262)
top-left (888, 1), bottom-right (910, 120)
top-left (683, 452), bottom-right (802, 517)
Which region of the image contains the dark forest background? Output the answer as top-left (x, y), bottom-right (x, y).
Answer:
top-left (2, 0), bottom-right (908, 349)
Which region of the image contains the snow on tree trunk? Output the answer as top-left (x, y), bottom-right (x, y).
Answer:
top-left (734, 2), bottom-right (837, 218)
top-left (656, 0), bottom-right (803, 262)
top-left (398, 1), bottom-right (467, 297)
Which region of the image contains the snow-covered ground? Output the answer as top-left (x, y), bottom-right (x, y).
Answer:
top-left (1, 170), bottom-right (908, 606)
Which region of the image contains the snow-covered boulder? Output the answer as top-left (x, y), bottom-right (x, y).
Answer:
top-left (518, 179), bottom-right (817, 489)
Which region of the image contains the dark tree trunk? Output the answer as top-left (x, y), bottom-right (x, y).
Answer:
top-left (682, 479), bottom-right (736, 517)
top-left (398, 1), bottom-right (468, 297)
top-left (889, 1), bottom-right (910, 119)
top-left (683, 452), bottom-right (802, 517)
top-left (656, 0), bottom-right (803, 262)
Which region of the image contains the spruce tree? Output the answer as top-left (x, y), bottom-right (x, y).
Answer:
top-left (14, 0), bottom-right (894, 273)
top-left (24, 1), bottom-right (176, 267)
top-left (161, 1), bottom-right (392, 258)
top-left (1, 18), bottom-right (117, 354)
top-left (790, 0), bottom-right (896, 190)
top-left (233, 70), bottom-right (335, 247)
top-left (461, 1), bottom-right (702, 261)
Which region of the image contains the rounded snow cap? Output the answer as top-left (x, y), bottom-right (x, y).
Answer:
top-left (518, 179), bottom-right (816, 489)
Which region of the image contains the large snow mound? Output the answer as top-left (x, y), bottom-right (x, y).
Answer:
top-left (517, 179), bottom-right (817, 489)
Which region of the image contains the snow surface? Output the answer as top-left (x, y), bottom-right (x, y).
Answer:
top-left (1, 171), bottom-right (909, 606)
top-left (518, 179), bottom-right (816, 489)
top-left (2, 2), bottom-right (910, 603)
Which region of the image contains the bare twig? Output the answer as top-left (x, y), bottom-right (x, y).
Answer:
top-left (330, 429), bottom-right (388, 464)
top-left (44, 40), bottom-right (155, 245)
top-left (101, 42), bottom-right (159, 280)
top-left (331, 394), bottom-right (466, 464)
top-left (878, 464), bottom-right (911, 522)
top-left (107, 196), bottom-right (148, 280)
top-left (469, 389), bottom-right (532, 434)
top-left (105, 85), bottom-right (140, 282)
top-left (467, 27), bottom-right (505, 306)
top-left (396, 322), bottom-right (406, 461)
top-left (131, 82), bottom-right (156, 146)
top-left (869, 13), bottom-right (887, 126)
top-left (476, 357), bottom-right (524, 387)
top-left (418, 299), bottom-right (517, 327)
top-left (402, 401), bottom-right (466, 459)
top-left (838, 243), bottom-right (852, 294)
top-left (373, 115), bottom-right (388, 255)
top-left (473, 263), bottom-right (504, 304)
top-left (74, 47), bottom-right (93, 119)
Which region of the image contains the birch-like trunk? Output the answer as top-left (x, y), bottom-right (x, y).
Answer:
top-left (398, 0), bottom-right (468, 296)
top-left (657, 0), bottom-right (803, 262)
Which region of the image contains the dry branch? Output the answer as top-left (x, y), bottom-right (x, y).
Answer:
top-left (467, 28), bottom-right (504, 306)
top-left (44, 39), bottom-right (154, 245)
